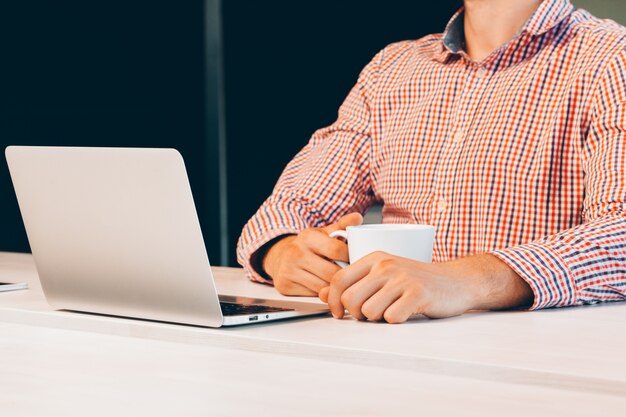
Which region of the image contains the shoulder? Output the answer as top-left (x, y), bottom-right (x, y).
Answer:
top-left (360, 34), bottom-right (443, 86)
top-left (569, 9), bottom-right (626, 61)
top-left (372, 34), bottom-right (443, 69)
top-left (566, 10), bottom-right (626, 107)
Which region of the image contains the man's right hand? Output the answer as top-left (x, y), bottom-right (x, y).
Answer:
top-left (261, 213), bottom-right (363, 296)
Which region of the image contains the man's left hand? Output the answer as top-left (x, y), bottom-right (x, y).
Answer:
top-left (318, 252), bottom-right (534, 323)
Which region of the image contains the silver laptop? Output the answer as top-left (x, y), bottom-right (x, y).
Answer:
top-left (6, 146), bottom-right (329, 327)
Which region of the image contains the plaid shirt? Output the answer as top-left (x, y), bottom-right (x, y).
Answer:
top-left (237, 0), bottom-right (626, 310)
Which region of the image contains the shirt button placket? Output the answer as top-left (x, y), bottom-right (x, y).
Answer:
top-left (437, 198), bottom-right (448, 213)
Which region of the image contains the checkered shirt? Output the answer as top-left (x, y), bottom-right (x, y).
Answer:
top-left (237, 0), bottom-right (626, 310)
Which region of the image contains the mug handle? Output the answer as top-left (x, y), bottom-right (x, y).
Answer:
top-left (328, 230), bottom-right (349, 268)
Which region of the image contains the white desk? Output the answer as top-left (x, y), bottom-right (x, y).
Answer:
top-left (1, 252), bottom-right (625, 416)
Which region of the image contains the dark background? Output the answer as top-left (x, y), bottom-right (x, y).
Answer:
top-left (222, 1), bottom-right (459, 265)
top-left (1, 1), bottom-right (459, 266)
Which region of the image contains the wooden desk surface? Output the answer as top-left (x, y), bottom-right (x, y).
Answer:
top-left (0, 252), bottom-right (625, 415)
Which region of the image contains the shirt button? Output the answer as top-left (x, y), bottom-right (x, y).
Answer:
top-left (477, 67), bottom-right (488, 79)
top-left (437, 198), bottom-right (448, 213)
top-left (452, 131), bottom-right (464, 143)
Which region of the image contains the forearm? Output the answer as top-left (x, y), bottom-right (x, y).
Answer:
top-left (237, 49), bottom-right (384, 280)
top-left (448, 254), bottom-right (534, 311)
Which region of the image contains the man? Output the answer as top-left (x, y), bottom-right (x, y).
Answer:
top-left (237, 0), bottom-right (626, 323)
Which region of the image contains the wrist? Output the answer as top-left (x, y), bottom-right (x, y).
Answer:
top-left (259, 235), bottom-right (296, 279)
top-left (441, 256), bottom-right (490, 312)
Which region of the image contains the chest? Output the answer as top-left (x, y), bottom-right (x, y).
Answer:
top-left (369, 45), bottom-right (592, 209)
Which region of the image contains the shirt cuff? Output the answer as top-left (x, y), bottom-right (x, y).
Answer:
top-left (491, 243), bottom-right (579, 310)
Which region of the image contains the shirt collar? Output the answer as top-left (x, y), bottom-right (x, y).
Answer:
top-left (435, 0), bottom-right (575, 63)
top-left (441, 7), bottom-right (465, 56)
top-left (523, 0), bottom-right (575, 36)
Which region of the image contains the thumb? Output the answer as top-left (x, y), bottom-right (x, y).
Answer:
top-left (322, 212), bottom-right (364, 234)
top-left (319, 286), bottom-right (330, 303)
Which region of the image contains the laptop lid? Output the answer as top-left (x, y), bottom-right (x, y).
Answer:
top-left (6, 146), bottom-right (224, 327)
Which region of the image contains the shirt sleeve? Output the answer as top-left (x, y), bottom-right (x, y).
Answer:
top-left (492, 47), bottom-right (626, 310)
top-left (236, 49), bottom-right (383, 283)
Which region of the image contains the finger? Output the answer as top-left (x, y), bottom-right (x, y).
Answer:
top-left (361, 282), bottom-right (403, 321)
top-left (327, 259), bottom-right (375, 319)
top-left (277, 279), bottom-right (318, 297)
top-left (383, 293), bottom-right (419, 324)
top-left (301, 255), bottom-right (342, 282)
top-left (321, 212), bottom-right (364, 234)
top-left (340, 274), bottom-right (387, 320)
top-left (293, 269), bottom-right (330, 294)
top-left (303, 230), bottom-right (349, 262)
top-left (292, 284), bottom-right (317, 297)
top-left (318, 286), bottom-right (330, 303)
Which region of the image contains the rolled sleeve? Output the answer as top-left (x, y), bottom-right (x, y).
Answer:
top-left (493, 242), bottom-right (577, 310)
top-left (493, 48), bottom-right (626, 310)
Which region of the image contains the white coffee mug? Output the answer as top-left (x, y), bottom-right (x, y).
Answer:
top-left (329, 224), bottom-right (435, 268)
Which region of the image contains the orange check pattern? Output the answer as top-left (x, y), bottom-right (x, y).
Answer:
top-left (237, 0), bottom-right (626, 310)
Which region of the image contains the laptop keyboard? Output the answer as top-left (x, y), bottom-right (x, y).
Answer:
top-left (219, 302), bottom-right (294, 316)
